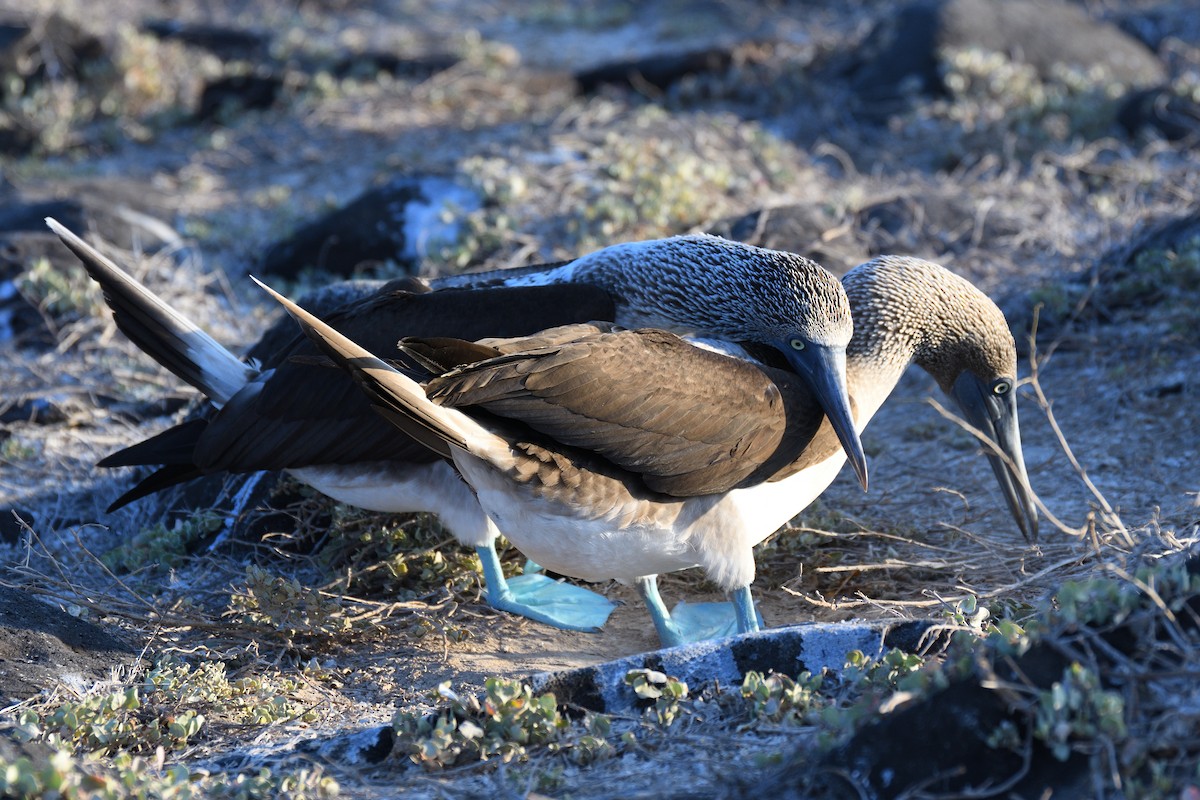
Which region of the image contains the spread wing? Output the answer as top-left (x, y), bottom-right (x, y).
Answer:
top-left (424, 328), bottom-right (827, 496)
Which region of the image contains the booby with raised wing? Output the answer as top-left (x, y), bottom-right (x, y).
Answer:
top-left (256, 253), bottom-right (1036, 648)
top-left (48, 219), bottom-right (866, 639)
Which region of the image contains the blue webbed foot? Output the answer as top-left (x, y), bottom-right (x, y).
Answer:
top-left (476, 545), bottom-right (615, 632)
top-left (638, 577), bottom-right (763, 647)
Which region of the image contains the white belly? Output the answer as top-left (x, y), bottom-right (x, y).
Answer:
top-left (473, 482), bottom-right (701, 583)
top-left (455, 449), bottom-right (852, 591)
top-left (290, 460), bottom-right (498, 547)
top-left (724, 452), bottom-right (849, 543)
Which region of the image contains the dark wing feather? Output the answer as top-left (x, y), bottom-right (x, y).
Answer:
top-left (425, 329), bottom-right (825, 496)
top-left (99, 418), bottom-right (210, 467)
top-left (115, 283), bottom-right (617, 478)
top-left (104, 464), bottom-right (206, 512)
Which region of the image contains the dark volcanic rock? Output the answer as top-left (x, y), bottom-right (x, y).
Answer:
top-left (0, 585), bottom-right (138, 704)
top-left (1114, 1), bottom-right (1200, 51)
top-left (8, 179), bottom-right (177, 250)
top-left (1105, 208), bottom-right (1200, 273)
top-left (0, 199), bottom-right (86, 235)
top-left (848, 0), bottom-right (1166, 120)
top-left (575, 45), bottom-right (737, 94)
top-left (801, 645), bottom-right (1091, 799)
top-left (196, 73), bottom-right (283, 122)
top-left (855, 189), bottom-right (1023, 258)
top-left (329, 50), bottom-right (460, 81)
top-left (0, 13), bottom-right (112, 96)
top-left (1118, 86), bottom-right (1200, 142)
top-left (0, 509), bottom-right (34, 544)
top-left (141, 19), bottom-right (270, 60)
top-left (0, 396), bottom-right (68, 425)
top-left (0, 183), bottom-right (179, 345)
top-left (0, 233), bottom-right (61, 346)
top-left (0, 118), bottom-right (36, 158)
top-left (753, 552), bottom-right (1200, 800)
top-left (258, 176), bottom-right (481, 279)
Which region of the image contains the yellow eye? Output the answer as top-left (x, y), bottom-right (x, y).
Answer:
top-left (993, 379), bottom-right (1012, 396)
top-left (790, 338), bottom-right (806, 351)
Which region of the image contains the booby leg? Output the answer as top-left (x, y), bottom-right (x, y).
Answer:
top-left (731, 585), bottom-right (762, 634)
top-left (638, 577), bottom-right (764, 647)
top-left (636, 576), bottom-right (686, 648)
top-left (475, 544), bottom-right (616, 632)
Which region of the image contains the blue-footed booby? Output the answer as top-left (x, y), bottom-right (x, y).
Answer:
top-left (256, 253), bottom-right (1036, 648)
top-left (47, 219), bottom-right (866, 640)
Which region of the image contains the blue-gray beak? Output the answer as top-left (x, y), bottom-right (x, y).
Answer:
top-left (783, 342), bottom-right (868, 490)
top-left (951, 372), bottom-right (1039, 542)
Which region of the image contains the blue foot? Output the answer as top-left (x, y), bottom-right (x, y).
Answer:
top-left (638, 577), bottom-right (764, 647)
top-left (476, 546), bottom-right (615, 632)
top-left (669, 601), bottom-right (748, 642)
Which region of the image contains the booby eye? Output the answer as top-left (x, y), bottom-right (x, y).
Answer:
top-left (789, 338), bottom-right (806, 351)
top-left (992, 379), bottom-right (1012, 396)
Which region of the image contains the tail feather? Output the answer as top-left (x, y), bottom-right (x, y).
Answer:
top-left (46, 218), bottom-right (255, 405)
top-left (98, 418), bottom-right (209, 467)
top-left (105, 464), bottom-right (206, 512)
top-left (251, 277), bottom-right (494, 463)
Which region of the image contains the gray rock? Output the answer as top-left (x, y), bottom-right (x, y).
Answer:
top-left (258, 176), bottom-right (481, 280)
top-left (0, 585), bottom-right (139, 705)
top-left (849, 0), bottom-right (1166, 120)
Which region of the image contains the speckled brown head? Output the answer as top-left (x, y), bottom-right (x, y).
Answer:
top-left (845, 256), bottom-right (1037, 541)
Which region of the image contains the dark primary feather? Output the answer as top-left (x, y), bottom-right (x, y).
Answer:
top-left (421, 327), bottom-right (829, 496)
top-left (103, 283), bottom-right (616, 507)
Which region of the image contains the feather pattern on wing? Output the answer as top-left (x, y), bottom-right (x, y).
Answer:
top-left (422, 327), bottom-right (829, 496)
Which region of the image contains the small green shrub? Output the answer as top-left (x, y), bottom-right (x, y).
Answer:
top-left (103, 512), bottom-right (222, 573)
top-left (735, 670), bottom-right (827, 726)
top-left (624, 668), bottom-right (690, 728)
top-left (1033, 663), bottom-right (1127, 761)
top-left (226, 565), bottom-right (352, 647)
top-left (0, 748), bottom-right (340, 800)
top-left (16, 257), bottom-right (102, 319)
top-left (392, 678), bottom-right (584, 769)
top-left (15, 656), bottom-right (320, 759)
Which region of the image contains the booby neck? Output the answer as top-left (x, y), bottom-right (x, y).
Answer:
top-left (841, 255), bottom-right (1018, 428)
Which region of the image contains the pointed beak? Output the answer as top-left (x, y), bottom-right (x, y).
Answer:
top-left (951, 372), bottom-right (1039, 542)
top-left (783, 342), bottom-right (868, 491)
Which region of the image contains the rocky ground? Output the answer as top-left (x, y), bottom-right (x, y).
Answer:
top-left (0, 0), bottom-right (1198, 797)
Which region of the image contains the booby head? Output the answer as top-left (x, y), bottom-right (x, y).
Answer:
top-left (846, 256), bottom-right (1038, 542)
top-left (570, 234), bottom-right (869, 490)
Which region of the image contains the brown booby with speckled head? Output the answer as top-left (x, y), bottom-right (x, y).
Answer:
top-left (47, 219), bottom-right (866, 641)
top-left (257, 252), bottom-right (1037, 648)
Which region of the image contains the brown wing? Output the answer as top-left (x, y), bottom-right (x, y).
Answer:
top-left (425, 328), bottom-right (826, 496)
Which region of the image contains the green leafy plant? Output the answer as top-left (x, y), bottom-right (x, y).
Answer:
top-left (14, 656), bottom-right (319, 759)
top-left (0, 748), bottom-right (339, 800)
top-left (392, 678), bottom-right (582, 769)
top-left (735, 670), bottom-right (827, 726)
top-left (1033, 663), bottom-right (1127, 761)
top-left (16, 257), bottom-right (102, 319)
top-left (624, 669), bottom-right (689, 728)
top-left (103, 512), bottom-right (222, 573)
top-left (226, 564), bottom-right (352, 647)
